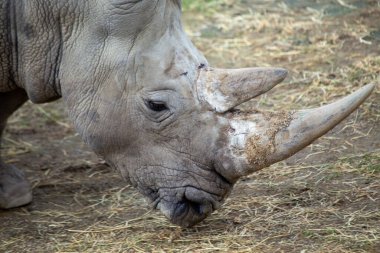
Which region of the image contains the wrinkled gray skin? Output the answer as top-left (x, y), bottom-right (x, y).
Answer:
top-left (0, 0), bottom-right (375, 227)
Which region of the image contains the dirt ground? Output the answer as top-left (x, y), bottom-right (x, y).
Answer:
top-left (1, 0), bottom-right (379, 252)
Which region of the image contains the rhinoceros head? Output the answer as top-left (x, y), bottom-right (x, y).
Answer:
top-left (60, 1), bottom-right (375, 227)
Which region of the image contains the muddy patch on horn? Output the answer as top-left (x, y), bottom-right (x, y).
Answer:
top-left (245, 110), bottom-right (294, 169)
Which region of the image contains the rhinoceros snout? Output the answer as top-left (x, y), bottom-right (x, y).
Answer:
top-left (172, 199), bottom-right (213, 227)
top-left (155, 187), bottom-right (219, 228)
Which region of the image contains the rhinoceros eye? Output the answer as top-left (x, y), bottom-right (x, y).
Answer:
top-left (146, 100), bottom-right (168, 112)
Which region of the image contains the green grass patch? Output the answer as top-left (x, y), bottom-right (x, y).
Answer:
top-left (182, 0), bottom-right (227, 13)
top-left (335, 153), bottom-right (380, 174)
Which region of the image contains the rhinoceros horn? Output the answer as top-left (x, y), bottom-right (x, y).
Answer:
top-left (197, 67), bottom-right (288, 112)
top-left (198, 67), bottom-right (376, 178)
top-left (265, 83), bottom-right (375, 165)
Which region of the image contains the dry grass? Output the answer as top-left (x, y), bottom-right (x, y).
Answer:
top-left (1, 1), bottom-right (379, 252)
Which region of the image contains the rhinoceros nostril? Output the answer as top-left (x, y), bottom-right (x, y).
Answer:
top-left (187, 199), bottom-right (203, 215)
top-left (173, 200), bottom-right (188, 218)
top-left (174, 197), bottom-right (204, 218)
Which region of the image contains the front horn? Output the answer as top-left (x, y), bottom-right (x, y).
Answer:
top-left (265, 83), bottom-right (375, 166)
top-left (211, 77), bottom-right (375, 178)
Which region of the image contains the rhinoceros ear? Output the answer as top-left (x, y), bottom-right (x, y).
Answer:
top-left (197, 67), bottom-right (288, 112)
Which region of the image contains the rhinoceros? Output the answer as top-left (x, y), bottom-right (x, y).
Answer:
top-left (0, 0), bottom-right (375, 227)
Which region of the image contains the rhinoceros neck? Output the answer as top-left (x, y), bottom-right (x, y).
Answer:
top-left (3, 0), bottom-right (82, 103)
top-left (0, 1), bottom-right (18, 92)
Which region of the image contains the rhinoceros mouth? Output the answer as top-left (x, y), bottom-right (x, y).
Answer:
top-left (131, 161), bottom-right (233, 227)
top-left (138, 167), bottom-right (232, 227)
top-left (152, 185), bottom-right (221, 227)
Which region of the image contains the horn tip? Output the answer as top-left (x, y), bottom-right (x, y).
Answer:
top-left (365, 82), bottom-right (376, 92)
top-left (274, 68), bottom-right (288, 81)
top-left (357, 83), bottom-right (376, 100)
